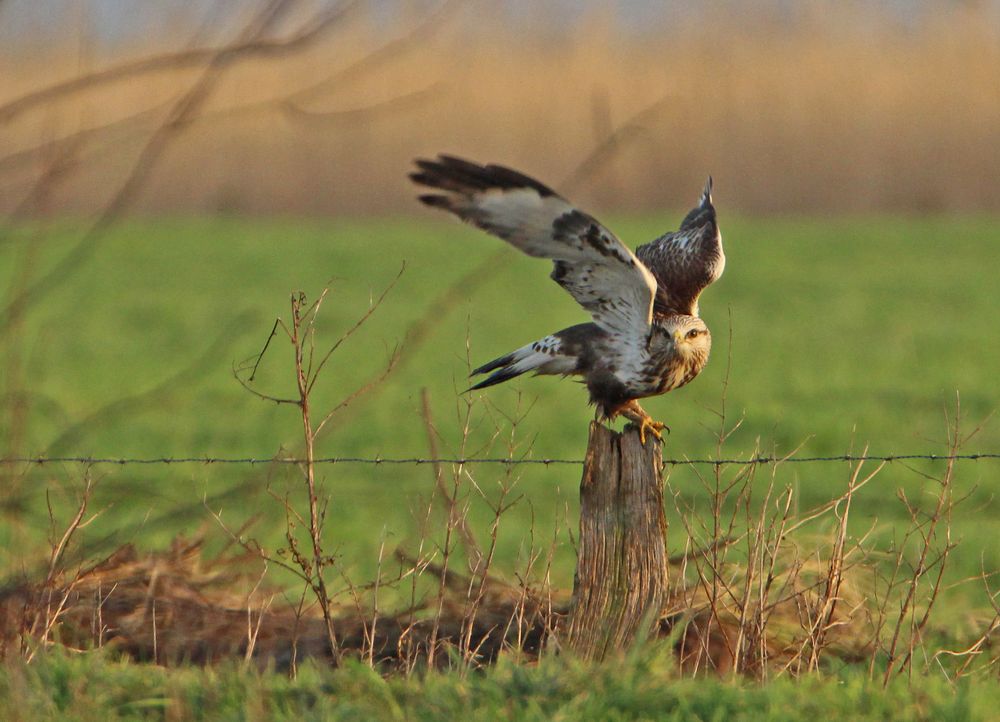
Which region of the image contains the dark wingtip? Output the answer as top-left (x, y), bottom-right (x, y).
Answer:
top-left (417, 193), bottom-right (450, 208)
top-left (409, 156), bottom-right (460, 192)
top-left (411, 158), bottom-right (440, 177)
top-left (468, 367), bottom-right (522, 390)
top-left (467, 351), bottom-right (523, 390)
top-left (436, 153), bottom-right (477, 168)
top-left (409, 171), bottom-right (432, 188)
top-left (408, 153), bottom-right (557, 198)
top-left (470, 352), bottom-right (514, 377)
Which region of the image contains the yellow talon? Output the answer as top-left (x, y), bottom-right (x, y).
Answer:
top-left (637, 417), bottom-right (666, 445)
top-left (617, 400), bottom-right (669, 445)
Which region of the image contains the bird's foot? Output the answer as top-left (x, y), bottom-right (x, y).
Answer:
top-left (627, 417), bottom-right (668, 445)
top-left (616, 400), bottom-right (669, 445)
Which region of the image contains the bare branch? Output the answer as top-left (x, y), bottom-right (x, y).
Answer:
top-left (0, 0), bottom-right (358, 333)
top-left (282, 0), bottom-right (464, 105)
top-left (313, 344), bottom-right (401, 437)
top-left (559, 92), bottom-right (676, 195)
top-left (307, 263), bottom-right (404, 395)
top-left (281, 83), bottom-right (446, 126)
top-left (0, 1), bottom-right (362, 125)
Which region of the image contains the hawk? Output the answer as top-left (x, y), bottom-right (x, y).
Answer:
top-left (410, 155), bottom-right (724, 442)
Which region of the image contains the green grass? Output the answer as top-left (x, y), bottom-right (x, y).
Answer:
top-left (3, 647), bottom-right (999, 721)
top-left (4, 214), bottom-right (998, 572)
top-left (2, 214), bottom-right (999, 710)
top-left (14, 214), bottom-right (1000, 456)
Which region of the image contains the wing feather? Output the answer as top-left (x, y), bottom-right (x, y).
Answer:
top-left (411, 155), bottom-right (656, 340)
top-left (635, 176), bottom-right (725, 317)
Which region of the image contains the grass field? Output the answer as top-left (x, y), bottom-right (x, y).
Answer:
top-left (2, 213), bottom-right (999, 713)
top-left (4, 649), bottom-right (1000, 721)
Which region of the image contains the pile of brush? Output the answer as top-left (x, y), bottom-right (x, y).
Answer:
top-left (0, 535), bottom-right (875, 674)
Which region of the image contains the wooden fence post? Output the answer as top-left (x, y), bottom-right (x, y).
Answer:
top-left (565, 421), bottom-right (669, 660)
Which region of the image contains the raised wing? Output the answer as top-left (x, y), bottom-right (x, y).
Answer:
top-left (411, 155), bottom-right (656, 340)
top-left (635, 177), bottom-right (724, 317)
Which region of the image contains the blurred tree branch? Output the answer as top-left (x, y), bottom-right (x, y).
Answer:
top-left (0, 0), bottom-right (458, 332)
top-left (0, 0), bottom-right (362, 125)
top-left (280, 82), bottom-right (446, 125)
top-left (0, 102), bottom-right (171, 177)
top-left (281, 0), bottom-right (464, 105)
top-left (0, 0), bottom-right (464, 179)
top-left (559, 92), bottom-right (676, 196)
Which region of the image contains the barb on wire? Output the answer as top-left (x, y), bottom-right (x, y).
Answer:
top-left (2, 453), bottom-right (998, 467)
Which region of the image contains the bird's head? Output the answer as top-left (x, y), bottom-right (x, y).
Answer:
top-left (651, 315), bottom-right (711, 360)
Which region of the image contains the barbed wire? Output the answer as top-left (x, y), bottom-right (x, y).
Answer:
top-left (2, 453), bottom-right (998, 467)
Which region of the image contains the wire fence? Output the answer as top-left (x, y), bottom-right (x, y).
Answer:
top-left (2, 453), bottom-right (999, 468)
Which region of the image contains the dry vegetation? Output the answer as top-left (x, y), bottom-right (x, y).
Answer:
top-left (3, 444), bottom-right (994, 680)
top-left (3, 280), bottom-right (996, 683)
top-left (2, 2), bottom-right (998, 217)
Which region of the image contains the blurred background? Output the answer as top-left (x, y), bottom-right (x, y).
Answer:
top-left (2, 0), bottom-right (999, 217)
top-left (1, 1), bottom-right (999, 584)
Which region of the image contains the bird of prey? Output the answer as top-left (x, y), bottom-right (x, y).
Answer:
top-left (410, 155), bottom-right (724, 443)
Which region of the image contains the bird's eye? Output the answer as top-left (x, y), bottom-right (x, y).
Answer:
top-left (686, 329), bottom-right (700, 340)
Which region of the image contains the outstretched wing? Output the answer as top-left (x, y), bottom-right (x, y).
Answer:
top-left (635, 177), bottom-right (724, 317)
top-left (411, 155), bottom-right (656, 340)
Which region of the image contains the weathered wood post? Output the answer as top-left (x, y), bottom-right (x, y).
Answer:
top-left (565, 421), bottom-right (669, 660)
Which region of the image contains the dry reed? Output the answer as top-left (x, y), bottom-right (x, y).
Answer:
top-left (2, 3), bottom-right (998, 216)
